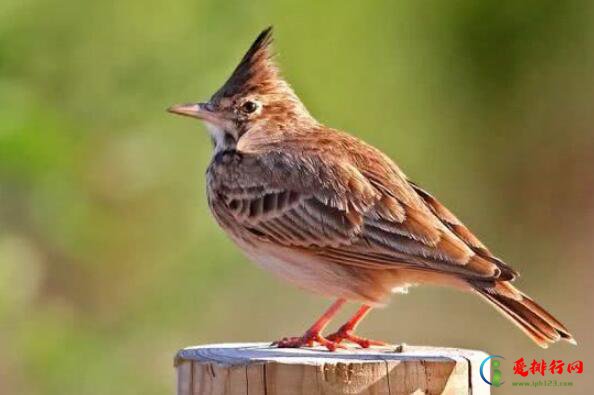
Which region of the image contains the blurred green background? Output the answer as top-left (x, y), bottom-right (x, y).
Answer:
top-left (1, 1), bottom-right (593, 394)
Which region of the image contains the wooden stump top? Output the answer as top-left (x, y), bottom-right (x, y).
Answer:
top-left (176, 343), bottom-right (490, 395)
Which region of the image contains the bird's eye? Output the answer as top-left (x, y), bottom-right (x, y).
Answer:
top-left (241, 101), bottom-right (258, 114)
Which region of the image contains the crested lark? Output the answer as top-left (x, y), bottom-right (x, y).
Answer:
top-left (168, 27), bottom-right (575, 350)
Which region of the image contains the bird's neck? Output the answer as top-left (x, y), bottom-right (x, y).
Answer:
top-left (236, 117), bottom-right (320, 152)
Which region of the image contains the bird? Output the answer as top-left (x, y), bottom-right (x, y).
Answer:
top-left (168, 27), bottom-right (575, 351)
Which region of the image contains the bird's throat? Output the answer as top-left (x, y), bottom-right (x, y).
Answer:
top-left (206, 123), bottom-right (237, 154)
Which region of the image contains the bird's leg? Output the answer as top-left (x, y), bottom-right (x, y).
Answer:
top-left (326, 304), bottom-right (387, 348)
top-left (272, 299), bottom-right (346, 351)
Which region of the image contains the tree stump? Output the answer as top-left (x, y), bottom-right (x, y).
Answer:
top-left (175, 343), bottom-right (490, 395)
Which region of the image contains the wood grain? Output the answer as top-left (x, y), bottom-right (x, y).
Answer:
top-left (175, 343), bottom-right (490, 395)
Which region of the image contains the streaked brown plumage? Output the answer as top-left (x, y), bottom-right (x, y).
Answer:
top-left (168, 27), bottom-right (575, 350)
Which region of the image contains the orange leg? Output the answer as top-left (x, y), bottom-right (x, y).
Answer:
top-left (326, 304), bottom-right (387, 348)
top-left (272, 299), bottom-right (347, 351)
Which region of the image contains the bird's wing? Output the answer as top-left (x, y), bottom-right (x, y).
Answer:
top-left (211, 149), bottom-right (514, 282)
top-left (209, 150), bottom-right (378, 248)
top-left (407, 181), bottom-right (518, 280)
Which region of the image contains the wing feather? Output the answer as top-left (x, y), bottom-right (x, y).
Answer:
top-left (209, 147), bottom-right (510, 281)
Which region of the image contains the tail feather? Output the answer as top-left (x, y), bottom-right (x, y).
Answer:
top-left (473, 281), bottom-right (575, 348)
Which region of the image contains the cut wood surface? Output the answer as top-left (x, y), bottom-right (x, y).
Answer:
top-left (176, 343), bottom-right (490, 395)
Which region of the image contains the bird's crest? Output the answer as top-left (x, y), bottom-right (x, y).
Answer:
top-left (211, 26), bottom-right (281, 101)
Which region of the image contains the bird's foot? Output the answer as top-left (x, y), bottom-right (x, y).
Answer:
top-left (272, 330), bottom-right (345, 351)
top-left (326, 326), bottom-right (387, 348)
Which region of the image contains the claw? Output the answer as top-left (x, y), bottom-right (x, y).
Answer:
top-left (326, 327), bottom-right (387, 348)
top-left (272, 331), bottom-right (345, 351)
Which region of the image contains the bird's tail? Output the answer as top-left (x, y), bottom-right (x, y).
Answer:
top-left (472, 281), bottom-right (576, 348)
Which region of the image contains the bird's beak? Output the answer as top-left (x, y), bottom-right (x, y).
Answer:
top-left (167, 102), bottom-right (221, 124)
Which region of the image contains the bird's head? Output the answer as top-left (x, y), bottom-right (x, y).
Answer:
top-left (168, 27), bottom-right (313, 152)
